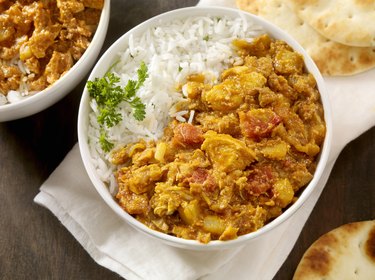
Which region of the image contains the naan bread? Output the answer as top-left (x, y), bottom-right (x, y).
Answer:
top-left (293, 220), bottom-right (375, 280)
top-left (285, 0), bottom-right (375, 47)
top-left (236, 0), bottom-right (375, 76)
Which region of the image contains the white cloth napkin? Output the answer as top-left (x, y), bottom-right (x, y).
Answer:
top-left (34, 1), bottom-right (375, 279)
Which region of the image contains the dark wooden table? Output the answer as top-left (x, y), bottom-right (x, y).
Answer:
top-left (1, 0), bottom-right (374, 279)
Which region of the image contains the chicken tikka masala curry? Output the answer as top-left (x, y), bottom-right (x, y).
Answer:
top-left (0, 0), bottom-right (103, 96)
top-left (111, 34), bottom-right (326, 243)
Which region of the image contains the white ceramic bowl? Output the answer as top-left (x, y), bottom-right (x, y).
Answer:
top-left (78, 6), bottom-right (332, 250)
top-left (0, 0), bottom-right (110, 122)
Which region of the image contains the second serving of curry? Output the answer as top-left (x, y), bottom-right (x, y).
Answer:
top-left (111, 34), bottom-right (326, 243)
top-left (0, 0), bottom-right (103, 98)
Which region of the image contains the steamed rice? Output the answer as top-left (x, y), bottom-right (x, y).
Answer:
top-left (88, 14), bottom-right (265, 193)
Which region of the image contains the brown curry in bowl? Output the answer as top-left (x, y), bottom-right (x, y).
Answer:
top-left (110, 34), bottom-right (326, 243)
top-left (0, 0), bottom-right (103, 97)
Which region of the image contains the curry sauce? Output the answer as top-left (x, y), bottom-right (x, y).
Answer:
top-left (112, 34), bottom-right (326, 243)
top-left (0, 0), bottom-right (103, 96)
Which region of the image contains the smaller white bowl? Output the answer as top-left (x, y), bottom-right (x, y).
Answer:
top-left (78, 6), bottom-right (332, 251)
top-left (0, 0), bottom-right (110, 122)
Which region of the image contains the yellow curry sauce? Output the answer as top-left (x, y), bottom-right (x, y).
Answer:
top-left (111, 34), bottom-right (326, 243)
top-left (0, 0), bottom-right (103, 95)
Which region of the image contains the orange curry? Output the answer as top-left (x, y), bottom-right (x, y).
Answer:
top-left (0, 0), bottom-right (103, 96)
top-left (111, 34), bottom-right (326, 243)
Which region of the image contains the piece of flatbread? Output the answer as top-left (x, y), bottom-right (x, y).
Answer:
top-left (293, 220), bottom-right (375, 280)
top-left (236, 0), bottom-right (375, 76)
top-left (285, 0), bottom-right (375, 47)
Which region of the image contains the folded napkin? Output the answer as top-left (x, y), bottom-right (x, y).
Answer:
top-left (34, 1), bottom-right (375, 278)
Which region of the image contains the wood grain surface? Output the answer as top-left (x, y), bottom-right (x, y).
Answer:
top-left (0, 0), bottom-right (374, 279)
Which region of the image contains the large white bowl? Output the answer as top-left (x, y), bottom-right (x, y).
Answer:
top-left (78, 6), bottom-right (332, 250)
top-left (0, 0), bottom-right (110, 122)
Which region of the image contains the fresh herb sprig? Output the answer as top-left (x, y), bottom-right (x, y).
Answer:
top-left (87, 62), bottom-right (148, 152)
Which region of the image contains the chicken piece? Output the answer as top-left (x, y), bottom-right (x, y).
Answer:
top-left (201, 130), bottom-right (256, 173)
top-left (288, 73), bottom-right (316, 95)
top-left (237, 71), bottom-right (267, 94)
top-left (233, 34), bottom-right (272, 57)
top-left (0, 65), bottom-right (22, 94)
top-left (117, 164), bottom-right (163, 195)
top-left (59, 17), bottom-right (92, 40)
top-left (33, 2), bottom-right (52, 30)
top-left (60, 18), bottom-right (92, 60)
top-left (44, 51), bottom-right (73, 84)
top-left (274, 49), bottom-right (304, 75)
top-left (244, 56), bottom-right (274, 78)
top-left (272, 123), bottom-right (320, 157)
top-left (24, 56), bottom-right (40, 74)
top-left (0, 14), bottom-right (15, 44)
top-left (221, 65), bottom-right (267, 93)
top-left (69, 42), bottom-right (89, 61)
top-left (116, 190), bottom-right (149, 215)
top-left (221, 65), bottom-right (249, 80)
top-left (239, 108), bottom-right (282, 140)
top-left (28, 75), bottom-right (47, 91)
top-left (57, 0), bottom-right (85, 21)
top-left (274, 152), bottom-right (314, 190)
top-left (202, 79), bottom-right (243, 111)
top-left (0, 45), bottom-right (18, 60)
top-left (151, 183), bottom-right (193, 216)
top-left (268, 73), bottom-right (298, 100)
top-left (258, 87), bottom-right (289, 108)
top-left (182, 81), bottom-right (204, 99)
top-left (274, 106), bottom-right (308, 144)
top-left (259, 139), bottom-right (289, 160)
top-left (165, 149), bottom-right (210, 185)
top-left (132, 148), bottom-right (156, 167)
top-left (28, 25), bottom-right (61, 58)
top-left (195, 111), bottom-right (241, 136)
top-left (111, 141), bottom-right (147, 165)
top-left (57, 0), bottom-right (85, 13)
top-left (75, 8), bottom-right (102, 31)
top-left (6, 2), bottom-right (31, 35)
top-left (234, 205), bottom-right (267, 235)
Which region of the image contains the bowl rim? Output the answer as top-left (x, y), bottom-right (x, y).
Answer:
top-left (78, 6), bottom-right (332, 250)
top-left (0, 0), bottom-right (110, 121)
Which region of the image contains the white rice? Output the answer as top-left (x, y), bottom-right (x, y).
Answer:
top-left (87, 14), bottom-right (264, 193)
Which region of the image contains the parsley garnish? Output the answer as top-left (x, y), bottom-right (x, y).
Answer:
top-left (203, 35), bottom-right (210, 41)
top-left (99, 129), bottom-right (114, 152)
top-left (87, 61), bottom-right (148, 152)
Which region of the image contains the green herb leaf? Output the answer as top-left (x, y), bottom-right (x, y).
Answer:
top-left (203, 35), bottom-right (210, 41)
top-left (99, 130), bottom-right (114, 152)
top-left (87, 62), bottom-right (148, 152)
top-left (136, 61), bottom-right (148, 88)
top-left (130, 97), bottom-right (146, 121)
